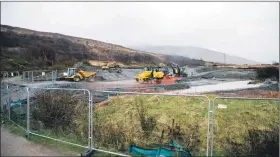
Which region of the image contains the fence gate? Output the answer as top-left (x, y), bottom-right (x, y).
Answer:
top-left (90, 90), bottom-right (212, 156)
top-left (210, 97), bottom-right (280, 157)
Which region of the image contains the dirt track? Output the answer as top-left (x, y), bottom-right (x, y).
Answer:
top-left (1, 125), bottom-right (78, 156)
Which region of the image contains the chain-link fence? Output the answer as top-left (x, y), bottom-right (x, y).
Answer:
top-left (210, 97), bottom-right (280, 157)
top-left (91, 90), bottom-right (211, 156)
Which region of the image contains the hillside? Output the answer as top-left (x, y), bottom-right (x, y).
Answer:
top-left (131, 45), bottom-right (260, 65)
top-left (0, 25), bottom-right (205, 71)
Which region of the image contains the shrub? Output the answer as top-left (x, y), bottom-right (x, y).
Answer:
top-left (224, 126), bottom-right (279, 156)
top-left (32, 91), bottom-right (87, 136)
top-left (134, 96), bottom-right (157, 137)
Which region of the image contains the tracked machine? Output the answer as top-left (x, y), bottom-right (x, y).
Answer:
top-left (102, 61), bottom-right (122, 73)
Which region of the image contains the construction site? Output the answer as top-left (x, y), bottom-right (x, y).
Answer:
top-left (1, 59), bottom-right (279, 157)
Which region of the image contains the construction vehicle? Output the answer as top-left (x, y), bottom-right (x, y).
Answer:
top-left (102, 61), bottom-right (122, 73)
top-left (63, 68), bottom-right (96, 82)
top-left (134, 67), bottom-right (166, 84)
top-left (134, 62), bottom-right (188, 84)
top-left (169, 62), bottom-right (188, 77)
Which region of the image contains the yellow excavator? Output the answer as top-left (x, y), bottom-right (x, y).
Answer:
top-left (63, 68), bottom-right (96, 82)
top-left (102, 61), bottom-right (122, 73)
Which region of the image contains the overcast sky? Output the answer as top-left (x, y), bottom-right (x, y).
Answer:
top-left (1, 2), bottom-right (279, 63)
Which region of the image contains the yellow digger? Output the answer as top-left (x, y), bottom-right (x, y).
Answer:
top-left (102, 61), bottom-right (122, 73)
top-left (63, 68), bottom-right (96, 82)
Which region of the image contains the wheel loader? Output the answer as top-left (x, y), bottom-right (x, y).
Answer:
top-left (134, 67), bottom-right (166, 84)
top-left (63, 68), bottom-right (96, 82)
top-left (134, 63), bottom-right (188, 84)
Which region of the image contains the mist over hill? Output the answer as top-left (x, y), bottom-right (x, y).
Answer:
top-left (131, 45), bottom-right (261, 65)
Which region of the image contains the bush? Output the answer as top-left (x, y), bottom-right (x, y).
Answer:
top-left (224, 126), bottom-right (279, 156)
top-left (134, 96), bottom-right (157, 137)
top-left (32, 91), bottom-right (87, 136)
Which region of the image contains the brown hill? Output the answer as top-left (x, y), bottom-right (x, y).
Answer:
top-left (1, 25), bottom-right (205, 71)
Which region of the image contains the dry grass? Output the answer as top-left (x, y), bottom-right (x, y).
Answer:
top-left (93, 94), bottom-right (279, 156)
top-left (94, 95), bottom-right (210, 156)
top-left (216, 90), bottom-right (280, 98)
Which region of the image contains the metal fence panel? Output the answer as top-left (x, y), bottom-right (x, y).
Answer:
top-left (22, 70), bottom-right (59, 83)
top-left (91, 90), bottom-right (211, 156)
top-left (27, 87), bottom-right (91, 149)
top-left (210, 97), bottom-right (280, 157)
top-left (1, 82), bottom-right (10, 118)
top-left (1, 82), bottom-right (28, 131)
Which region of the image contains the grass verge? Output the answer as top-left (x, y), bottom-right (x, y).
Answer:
top-left (2, 92), bottom-right (279, 157)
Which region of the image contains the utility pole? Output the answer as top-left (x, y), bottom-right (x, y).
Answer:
top-left (224, 53), bottom-right (226, 65)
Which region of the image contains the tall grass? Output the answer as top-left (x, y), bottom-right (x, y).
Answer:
top-left (7, 91), bottom-right (278, 156)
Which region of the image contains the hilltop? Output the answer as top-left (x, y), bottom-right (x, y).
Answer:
top-left (132, 45), bottom-right (260, 65)
top-left (1, 25), bottom-right (205, 71)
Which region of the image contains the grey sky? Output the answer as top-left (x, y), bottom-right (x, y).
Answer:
top-left (1, 2), bottom-right (279, 63)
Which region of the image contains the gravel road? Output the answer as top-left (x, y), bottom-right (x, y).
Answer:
top-left (1, 125), bottom-right (78, 156)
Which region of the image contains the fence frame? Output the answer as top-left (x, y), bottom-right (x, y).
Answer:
top-left (25, 87), bottom-right (92, 150)
top-left (10, 71), bottom-right (20, 77)
top-left (1, 82), bottom-right (28, 131)
top-left (210, 96), bottom-right (280, 157)
top-left (22, 70), bottom-right (57, 83)
top-left (91, 90), bottom-right (212, 156)
top-left (4, 82), bottom-right (279, 157)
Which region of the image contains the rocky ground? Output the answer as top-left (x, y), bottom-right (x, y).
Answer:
top-left (186, 68), bottom-right (257, 81)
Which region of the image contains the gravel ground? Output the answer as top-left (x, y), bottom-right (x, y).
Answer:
top-left (1, 125), bottom-right (78, 156)
top-left (185, 68), bottom-right (257, 80)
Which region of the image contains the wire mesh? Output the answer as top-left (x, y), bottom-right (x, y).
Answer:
top-left (28, 87), bottom-right (90, 148)
top-left (1, 82), bottom-right (28, 130)
top-left (1, 82), bottom-right (10, 116)
top-left (211, 98), bottom-right (279, 157)
top-left (91, 90), bottom-right (211, 156)
top-left (22, 70), bottom-right (58, 83)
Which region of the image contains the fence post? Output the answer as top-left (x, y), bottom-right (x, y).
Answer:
top-left (52, 71), bottom-right (57, 85)
top-left (210, 98), bottom-right (216, 157)
top-left (88, 90), bottom-right (93, 149)
top-left (90, 91), bottom-right (93, 149)
top-left (27, 72), bottom-right (29, 82)
top-left (31, 71), bottom-right (34, 83)
top-left (51, 71), bottom-right (54, 84)
top-left (7, 84), bottom-right (10, 120)
top-left (22, 72), bottom-right (25, 81)
top-left (26, 87), bottom-right (30, 138)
